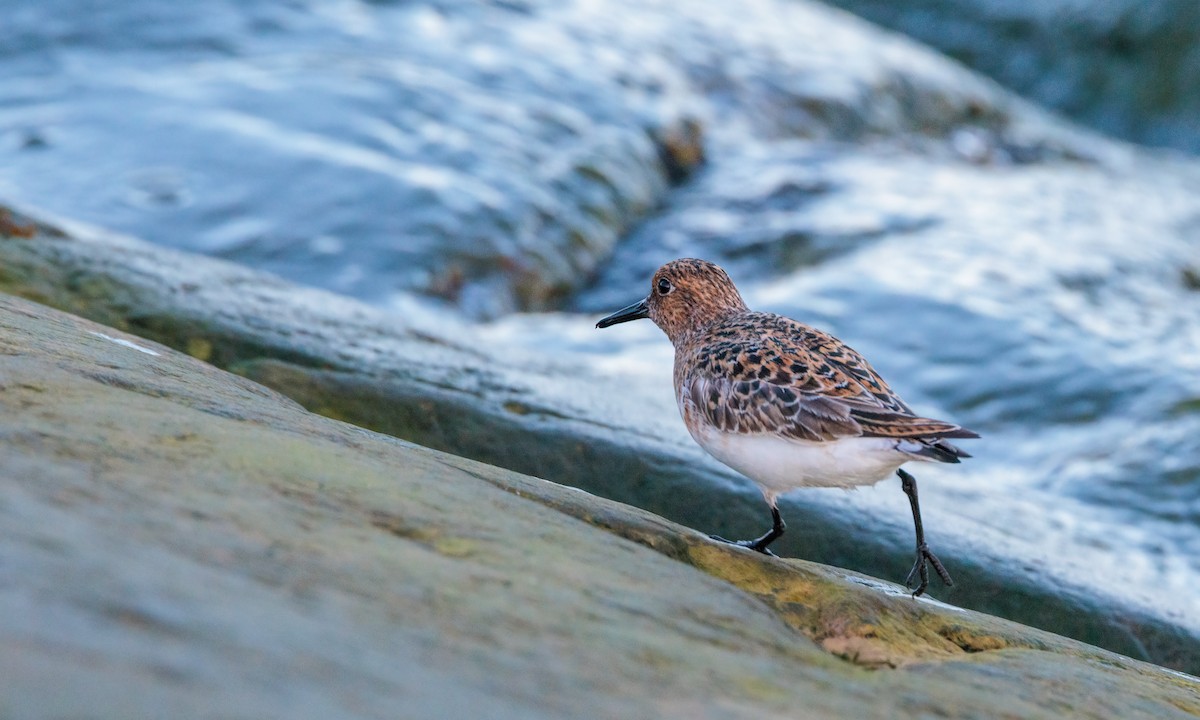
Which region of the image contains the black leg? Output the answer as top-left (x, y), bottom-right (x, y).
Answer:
top-left (711, 504), bottom-right (786, 557)
top-left (898, 468), bottom-right (953, 597)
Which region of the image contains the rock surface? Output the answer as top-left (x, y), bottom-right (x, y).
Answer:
top-left (3, 205), bottom-right (1200, 676)
top-left (3, 292), bottom-right (1199, 718)
top-left (3, 0), bottom-right (1200, 683)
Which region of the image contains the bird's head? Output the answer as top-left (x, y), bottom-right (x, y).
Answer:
top-left (596, 258), bottom-right (748, 344)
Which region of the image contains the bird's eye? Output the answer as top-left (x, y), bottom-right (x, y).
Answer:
top-left (656, 278), bottom-right (673, 295)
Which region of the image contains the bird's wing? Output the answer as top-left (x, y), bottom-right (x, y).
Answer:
top-left (684, 370), bottom-right (861, 441)
top-left (682, 314), bottom-right (977, 442)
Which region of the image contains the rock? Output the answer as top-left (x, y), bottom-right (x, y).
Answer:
top-left (2, 292), bottom-right (1199, 718)
top-left (3, 0), bottom-right (1200, 680)
top-left (3, 205), bottom-right (1200, 675)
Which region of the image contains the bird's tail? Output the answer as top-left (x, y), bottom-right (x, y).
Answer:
top-left (900, 436), bottom-right (975, 464)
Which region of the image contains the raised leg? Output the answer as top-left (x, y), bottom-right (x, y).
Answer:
top-left (898, 468), bottom-right (954, 597)
top-left (711, 504), bottom-right (786, 557)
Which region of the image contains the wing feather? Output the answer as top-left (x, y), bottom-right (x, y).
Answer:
top-left (680, 312), bottom-right (979, 443)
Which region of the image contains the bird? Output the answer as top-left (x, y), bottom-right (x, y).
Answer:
top-left (595, 258), bottom-right (978, 597)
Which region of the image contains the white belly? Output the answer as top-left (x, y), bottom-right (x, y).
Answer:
top-left (689, 422), bottom-right (907, 500)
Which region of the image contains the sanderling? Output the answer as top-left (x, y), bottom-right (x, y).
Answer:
top-left (596, 258), bottom-right (978, 597)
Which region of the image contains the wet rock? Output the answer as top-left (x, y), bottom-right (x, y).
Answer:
top-left (823, 0), bottom-right (1200, 153)
top-left (4, 207), bottom-right (1200, 675)
top-left (3, 0), bottom-right (1200, 682)
top-left (1183, 266), bottom-right (1200, 292)
top-left (3, 292), bottom-right (1199, 718)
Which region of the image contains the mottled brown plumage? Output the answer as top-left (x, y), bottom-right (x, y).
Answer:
top-left (597, 258), bottom-right (978, 597)
top-left (648, 260), bottom-right (975, 454)
top-left (679, 312), bottom-right (975, 446)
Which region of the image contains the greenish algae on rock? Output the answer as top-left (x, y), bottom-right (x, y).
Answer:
top-left (4, 294), bottom-right (1197, 718)
top-left (3, 208), bottom-right (1200, 677)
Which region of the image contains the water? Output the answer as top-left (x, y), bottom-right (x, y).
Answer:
top-left (822, 0), bottom-right (1200, 153)
top-left (2, 0), bottom-right (1198, 663)
top-left (0, 0), bottom-right (673, 317)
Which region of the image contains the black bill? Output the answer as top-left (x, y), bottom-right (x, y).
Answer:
top-left (596, 298), bottom-right (650, 328)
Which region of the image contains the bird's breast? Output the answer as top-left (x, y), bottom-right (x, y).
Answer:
top-left (685, 418), bottom-right (905, 494)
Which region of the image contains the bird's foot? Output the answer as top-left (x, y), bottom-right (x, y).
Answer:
top-left (709, 534), bottom-right (778, 557)
top-left (905, 542), bottom-right (954, 598)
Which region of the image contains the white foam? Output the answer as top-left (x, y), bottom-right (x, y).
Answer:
top-left (87, 331), bottom-right (161, 357)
